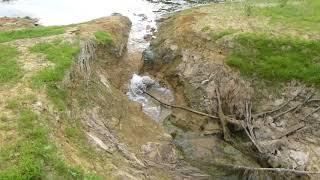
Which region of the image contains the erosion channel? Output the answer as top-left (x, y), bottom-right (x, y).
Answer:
top-left (1, 0), bottom-right (320, 179)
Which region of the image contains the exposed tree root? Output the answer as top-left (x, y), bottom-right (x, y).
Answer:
top-left (253, 91), bottom-right (301, 118)
top-left (215, 88), bottom-right (232, 142)
top-left (243, 100), bottom-right (262, 153)
top-left (304, 106), bottom-right (320, 120)
top-left (143, 88), bottom-right (320, 172)
top-left (273, 93), bottom-right (313, 119)
top-left (273, 123), bottom-right (305, 139)
top-left (143, 91), bottom-right (242, 126)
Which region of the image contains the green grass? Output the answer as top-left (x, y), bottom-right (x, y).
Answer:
top-left (0, 107), bottom-right (100, 179)
top-left (0, 45), bottom-right (22, 84)
top-left (227, 33), bottom-right (320, 86)
top-left (94, 31), bottom-right (112, 45)
top-left (254, 0), bottom-right (320, 30)
top-left (0, 26), bottom-right (65, 43)
top-left (30, 40), bottom-right (80, 111)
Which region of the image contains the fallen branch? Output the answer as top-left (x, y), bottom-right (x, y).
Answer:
top-left (307, 99), bottom-right (320, 104)
top-left (143, 91), bottom-right (241, 126)
top-left (273, 99), bottom-right (307, 119)
top-left (241, 123), bottom-right (262, 153)
top-left (273, 123), bottom-right (305, 139)
top-left (293, 93), bottom-right (314, 113)
top-left (245, 101), bottom-right (255, 140)
top-left (143, 91), bottom-right (219, 118)
top-left (243, 101), bottom-right (262, 153)
top-left (303, 106), bottom-right (320, 120)
top-left (273, 94), bottom-right (313, 119)
top-left (253, 92), bottom-right (301, 118)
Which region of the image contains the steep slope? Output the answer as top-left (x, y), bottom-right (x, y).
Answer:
top-left (0, 16), bottom-right (208, 179)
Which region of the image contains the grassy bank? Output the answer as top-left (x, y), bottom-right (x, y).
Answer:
top-left (0, 26), bottom-right (65, 43)
top-left (218, 0), bottom-right (320, 86)
top-left (30, 40), bottom-right (79, 111)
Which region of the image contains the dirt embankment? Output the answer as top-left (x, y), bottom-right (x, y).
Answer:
top-left (143, 3), bottom-right (320, 179)
top-left (0, 15), bottom-right (211, 179)
top-left (59, 16), bottom-right (212, 179)
top-left (45, 16), bottom-right (207, 179)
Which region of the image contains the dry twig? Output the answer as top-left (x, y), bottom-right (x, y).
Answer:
top-left (253, 92), bottom-right (300, 118)
top-left (243, 100), bottom-right (263, 153)
top-left (215, 88), bottom-right (232, 141)
top-left (303, 106), bottom-right (320, 120)
top-left (273, 123), bottom-right (305, 139)
top-left (272, 92), bottom-right (313, 119)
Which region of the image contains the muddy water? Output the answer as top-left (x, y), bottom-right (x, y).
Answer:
top-left (0, 0), bottom-right (193, 50)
